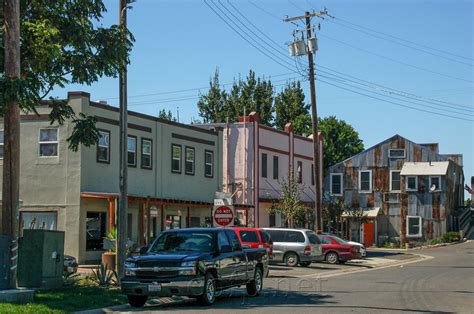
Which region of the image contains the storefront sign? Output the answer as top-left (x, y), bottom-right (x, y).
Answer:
top-left (213, 205), bottom-right (234, 227)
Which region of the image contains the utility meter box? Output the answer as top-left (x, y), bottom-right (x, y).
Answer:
top-left (17, 229), bottom-right (65, 289)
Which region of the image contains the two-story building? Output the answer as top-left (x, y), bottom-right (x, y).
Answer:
top-left (324, 134), bottom-right (464, 246)
top-left (197, 112), bottom-right (323, 228)
top-left (0, 91), bottom-right (224, 263)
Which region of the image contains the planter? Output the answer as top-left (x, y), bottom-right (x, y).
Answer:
top-left (101, 252), bottom-right (116, 270)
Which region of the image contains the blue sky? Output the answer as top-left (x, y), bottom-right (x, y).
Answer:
top-left (52, 0), bottom-right (473, 195)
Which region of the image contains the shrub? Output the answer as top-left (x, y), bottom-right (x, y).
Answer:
top-left (429, 231), bottom-right (461, 245)
top-left (92, 264), bottom-right (118, 287)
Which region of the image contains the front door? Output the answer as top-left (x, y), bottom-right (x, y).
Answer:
top-left (363, 222), bottom-right (375, 247)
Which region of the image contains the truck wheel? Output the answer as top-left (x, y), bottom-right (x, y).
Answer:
top-left (128, 295), bottom-right (148, 308)
top-left (246, 267), bottom-right (263, 296)
top-left (299, 262), bottom-right (311, 267)
top-left (284, 252), bottom-right (299, 267)
top-left (198, 273), bottom-right (216, 305)
top-left (325, 252), bottom-right (339, 264)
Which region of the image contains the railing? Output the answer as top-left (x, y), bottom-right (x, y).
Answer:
top-left (458, 206), bottom-right (474, 238)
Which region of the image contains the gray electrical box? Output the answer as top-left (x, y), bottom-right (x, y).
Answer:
top-left (17, 230), bottom-right (65, 289)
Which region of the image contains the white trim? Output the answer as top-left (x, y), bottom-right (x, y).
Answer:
top-left (406, 176), bottom-right (418, 191)
top-left (0, 129), bottom-right (4, 160)
top-left (330, 173), bottom-right (343, 196)
top-left (358, 170), bottom-right (372, 193)
top-left (389, 170), bottom-right (401, 192)
top-left (389, 149), bottom-right (406, 159)
top-left (406, 215), bottom-right (422, 237)
top-left (429, 176), bottom-right (442, 192)
top-left (38, 127), bottom-right (59, 158)
top-left (98, 130), bottom-right (110, 162)
top-left (127, 136), bottom-right (137, 166)
top-left (205, 150), bottom-right (214, 178)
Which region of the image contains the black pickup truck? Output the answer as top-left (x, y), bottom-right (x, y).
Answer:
top-left (121, 228), bottom-right (269, 307)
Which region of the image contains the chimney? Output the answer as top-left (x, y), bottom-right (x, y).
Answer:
top-left (284, 123), bottom-right (293, 133)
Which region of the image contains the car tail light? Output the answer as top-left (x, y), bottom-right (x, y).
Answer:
top-left (304, 245), bottom-right (311, 254)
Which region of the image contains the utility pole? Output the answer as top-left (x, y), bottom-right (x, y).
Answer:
top-left (1, 0), bottom-right (21, 289)
top-left (117, 0), bottom-right (129, 279)
top-left (285, 10), bottom-right (327, 232)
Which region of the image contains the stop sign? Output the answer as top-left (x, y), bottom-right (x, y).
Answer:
top-left (213, 206), bottom-right (234, 226)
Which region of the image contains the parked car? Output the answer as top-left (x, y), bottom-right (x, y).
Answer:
top-left (63, 255), bottom-right (78, 274)
top-left (231, 227), bottom-right (273, 256)
top-left (121, 228), bottom-right (269, 308)
top-left (319, 234), bottom-right (357, 264)
top-left (262, 228), bottom-right (323, 267)
top-left (322, 232), bottom-right (366, 258)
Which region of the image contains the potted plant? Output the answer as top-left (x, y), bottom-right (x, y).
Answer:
top-left (101, 227), bottom-right (116, 270)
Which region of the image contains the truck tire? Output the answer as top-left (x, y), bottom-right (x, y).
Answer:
top-left (246, 267), bottom-right (263, 296)
top-left (198, 272), bottom-right (216, 305)
top-left (128, 295), bottom-right (148, 308)
top-left (284, 252), bottom-right (299, 267)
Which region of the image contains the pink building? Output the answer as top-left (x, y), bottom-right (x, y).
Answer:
top-left (199, 112), bottom-right (323, 227)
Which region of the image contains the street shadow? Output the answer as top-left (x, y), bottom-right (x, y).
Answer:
top-left (366, 251), bottom-right (406, 258)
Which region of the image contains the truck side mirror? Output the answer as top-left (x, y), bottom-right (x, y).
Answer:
top-left (139, 246), bottom-right (149, 255)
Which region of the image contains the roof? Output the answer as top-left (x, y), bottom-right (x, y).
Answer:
top-left (342, 207), bottom-right (381, 219)
top-left (400, 161), bottom-right (450, 176)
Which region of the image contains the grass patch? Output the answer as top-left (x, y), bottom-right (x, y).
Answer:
top-left (0, 276), bottom-right (127, 314)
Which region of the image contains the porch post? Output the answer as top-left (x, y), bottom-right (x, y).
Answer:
top-left (108, 198), bottom-right (115, 231)
top-left (138, 200), bottom-right (144, 246)
top-left (145, 198), bottom-right (151, 245)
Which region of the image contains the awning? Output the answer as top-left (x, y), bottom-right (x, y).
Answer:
top-left (400, 161), bottom-right (449, 176)
top-left (342, 207), bottom-right (381, 219)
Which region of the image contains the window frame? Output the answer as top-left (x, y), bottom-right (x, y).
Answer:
top-left (171, 144), bottom-right (182, 174)
top-left (358, 170), bottom-right (372, 193)
top-left (390, 170), bottom-right (401, 192)
top-left (330, 173), bottom-right (344, 196)
top-left (261, 153), bottom-right (267, 178)
top-left (185, 146), bottom-right (195, 176)
top-left (297, 161), bottom-right (303, 184)
top-left (141, 138), bottom-right (153, 170)
top-left (0, 129), bottom-right (4, 160)
top-left (38, 127), bottom-right (59, 158)
top-left (273, 155), bottom-right (279, 180)
top-left (204, 150), bottom-right (214, 178)
top-left (127, 135), bottom-right (137, 167)
top-left (406, 176), bottom-right (418, 191)
top-left (429, 176), bottom-right (442, 192)
top-left (406, 215), bottom-right (422, 237)
top-left (389, 149), bottom-right (406, 159)
top-left (96, 129), bottom-right (110, 164)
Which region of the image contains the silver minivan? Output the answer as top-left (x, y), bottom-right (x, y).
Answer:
top-left (262, 228), bottom-right (323, 267)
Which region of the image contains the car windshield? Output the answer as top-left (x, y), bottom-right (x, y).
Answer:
top-left (330, 235), bottom-right (348, 244)
top-left (149, 232), bottom-right (216, 253)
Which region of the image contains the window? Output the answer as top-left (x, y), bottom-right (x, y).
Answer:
top-left (389, 149), bottom-right (406, 159)
top-left (266, 230), bottom-right (285, 242)
top-left (165, 215), bottom-right (181, 230)
top-left (297, 161), bottom-right (303, 183)
top-left (141, 138), bottom-right (152, 169)
top-left (429, 176), bottom-right (441, 191)
top-left (261, 153), bottom-right (267, 178)
top-left (86, 212), bottom-right (106, 251)
top-left (287, 231), bottom-right (305, 243)
top-left (359, 170), bottom-right (372, 192)
top-left (171, 144), bottom-right (181, 173)
top-left (97, 130), bottom-right (110, 163)
top-left (225, 229), bottom-right (242, 251)
top-left (205, 150), bottom-right (214, 178)
top-left (390, 171), bottom-right (401, 191)
top-left (39, 128), bottom-right (58, 157)
top-left (306, 231), bottom-right (321, 244)
top-left (185, 147), bottom-right (195, 175)
top-left (218, 231), bottom-right (231, 250)
top-left (311, 164), bottom-right (315, 186)
top-left (320, 237), bottom-right (332, 244)
top-left (269, 213), bottom-right (276, 227)
top-left (127, 136), bottom-right (137, 167)
top-left (239, 230), bottom-right (259, 243)
top-left (273, 156), bottom-right (279, 180)
top-left (330, 173), bottom-right (343, 195)
top-left (0, 130), bottom-right (3, 159)
top-left (406, 176), bottom-right (418, 191)
top-left (260, 230), bottom-right (271, 244)
top-left (407, 216), bottom-right (422, 237)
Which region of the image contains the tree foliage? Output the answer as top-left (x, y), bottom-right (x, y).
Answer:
top-left (157, 109), bottom-right (177, 122)
top-left (197, 69), bottom-right (227, 123)
top-left (0, 0), bottom-right (134, 150)
top-left (274, 81), bottom-right (311, 135)
top-left (318, 116), bottom-right (364, 169)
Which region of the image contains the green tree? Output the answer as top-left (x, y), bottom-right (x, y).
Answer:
top-left (197, 69), bottom-right (227, 123)
top-left (268, 173), bottom-right (312, 228)
top-left (318, 116), bottom-right (364, 168)
top-left (274, 81), bottom-right (311, 135)
top-left (157, 109), bottom-right (177, 122)
top-left (0, 0), bottom-right (134, 150)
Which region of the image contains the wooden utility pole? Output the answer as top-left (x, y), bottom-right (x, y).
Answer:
top-left (117, 0), bottom-right (129, 279)
top-left (1, 0), bottom-right (21, 289)
top-left (285, 10), bottom-right (327, 232)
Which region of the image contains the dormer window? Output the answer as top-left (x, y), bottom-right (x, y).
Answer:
top-left (389, 149), bottom-right (405, 159)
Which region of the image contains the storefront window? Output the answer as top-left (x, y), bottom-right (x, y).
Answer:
top-left (166, 215), bottom-right (182, 230)
top-left (86, 212), bottom-right (106, 251)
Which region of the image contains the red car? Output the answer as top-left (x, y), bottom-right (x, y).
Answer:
top-left (231, 227), bottom-right (273, 256)
top-left (319, 234), bottom-right (357, 264)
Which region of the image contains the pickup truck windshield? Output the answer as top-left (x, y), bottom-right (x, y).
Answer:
top-left (150, 232), bottom-right (216, 253)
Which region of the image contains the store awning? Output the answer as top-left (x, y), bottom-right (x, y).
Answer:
top-left (400, 161), bottom-right (449, 176)
top-left (342, 207), bottom-right (381, 219)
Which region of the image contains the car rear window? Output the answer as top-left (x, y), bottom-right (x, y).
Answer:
top-left (259, 230), bottom-right (271, 244)
top-left (239, 230), bottom-right (259, 243)
top-left (306, 231), bottom-right (321, 244)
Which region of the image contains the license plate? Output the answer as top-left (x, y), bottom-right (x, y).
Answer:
top-left (148, 283), bottom-right (162, 292)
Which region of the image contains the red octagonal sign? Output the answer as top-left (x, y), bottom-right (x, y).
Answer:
top-left (213, 206), bottom-right (234, 226)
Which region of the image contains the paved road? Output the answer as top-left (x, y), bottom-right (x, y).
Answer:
top-left (107, 241), bottom-right (474, 314)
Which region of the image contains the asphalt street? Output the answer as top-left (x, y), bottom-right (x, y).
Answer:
top-left (104, 241), bottom-right (474, 314)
